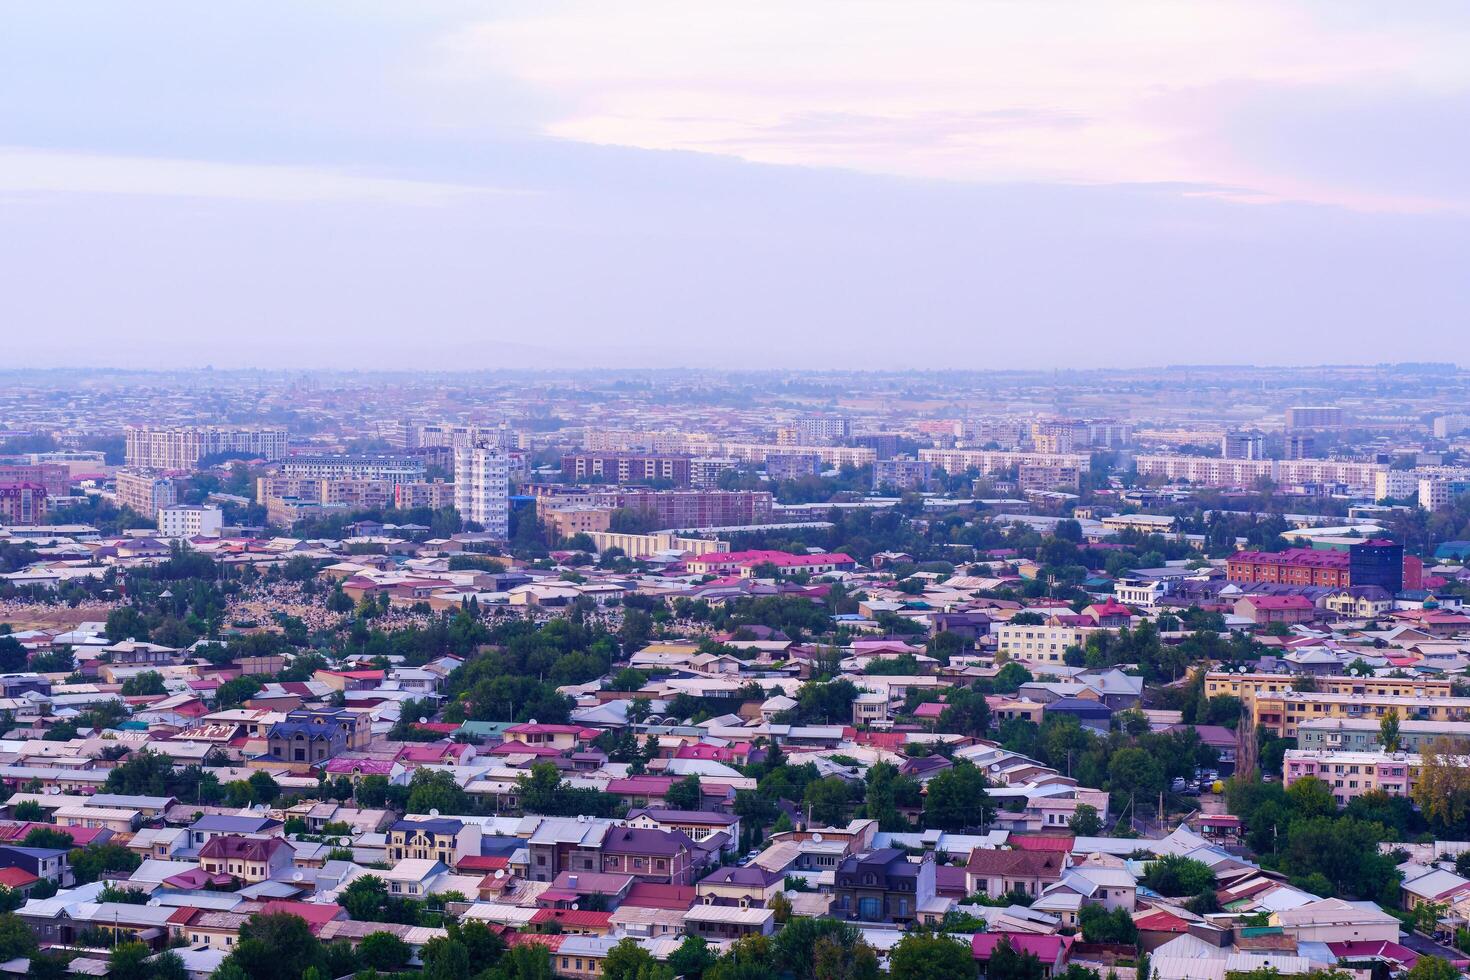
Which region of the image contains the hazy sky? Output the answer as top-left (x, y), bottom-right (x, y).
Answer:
top-left (4, 1), bottom-right (1468, 370)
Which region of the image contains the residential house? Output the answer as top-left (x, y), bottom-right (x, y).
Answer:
top-left (386, 817), bottom-right (482, 866)
top-left (965, 849), bottom-right (1067, 899)
top-left (833, 848), bottom-right (936, 924)
top-left (197, 835), bottom-right (294, 883)
top-left (600, 827), bottom-right (699, 885)
top-left (684, 904), bottom-right (777, 941)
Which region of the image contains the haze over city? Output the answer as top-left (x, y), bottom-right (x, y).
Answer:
top-left (6, 1), bottom-right (1470, 369)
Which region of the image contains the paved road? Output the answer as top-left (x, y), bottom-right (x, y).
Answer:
top-left (1400, 929), bottom-right (1467, 964)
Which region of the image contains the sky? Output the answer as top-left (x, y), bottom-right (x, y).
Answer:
top-left (3, 1), bottom-right (1469, 371)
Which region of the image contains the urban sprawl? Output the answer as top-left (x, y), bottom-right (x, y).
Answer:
top-left (3, 365), bottom-right (1470, 980)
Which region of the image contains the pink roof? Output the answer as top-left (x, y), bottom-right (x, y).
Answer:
top-left (1010, 834), bottom-right (1076, 852)
top-left (487, 741), bottom-right (562, 757)
top-left (324, 758), bottom-right (397, 775)
top-left (1327, 941), bottom-right (1419, 968)
top-left (163, 868), bottom-right (234, 889)
top-left (257, 900), bottom-right (345, 933)
top-left (972, 933), bottom-right (1073, 964)
top-left (607, 776), bottom-right (674, 794)
top-left (506, 723), bottom-right (589, 736)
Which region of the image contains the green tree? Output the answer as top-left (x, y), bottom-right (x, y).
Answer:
top-left (486, 941), bottom-right (554, 980)
top-left (989, 936), bottom-right (1045, 980)
top-left (358, 931), bottom-right (412, 971)
top-left (889, 931), bottom-right (975, 980)
top-left (924, 763), bottom-right (992, 831)
top-left (772, 918), bottom-right (866, 980)
top-left (108, 941), bottom-right (154, 980)
top-left (69, 842), bottom-right (141, 884)
top-left (149, 950), bottom-right (189, 980)
top-left (1286, 776), bottom-right (1336, 820)
top-left (603, 937), bottom-right (676, 980)
top-left (11, 800), bottom-right (44, 822)
top-left (421, 934), bottom-right (471, 980)
top-left (0, 912), bottom-right (37, 960)
top-left (223, 912), bottom-right (326, 980)
top-left (1404, 956), bottom-right (1461, 980)
top-left (664, 775), bottom-right (703, 811)
top-left (1108, 747), bottom-right (1164, 802)
top-left (215, 675), bottom-right (264, 709)
top-left (668, 936), bottom-right (718, 980)
top-left (120, 671), bottom-right (167, 696)
top-left (406, 768), bottom-right (469, 815)
top-left (1069, 804), bottom-right (1102, 836)
top-left (804, 777), bottom-right (853, 827)
top-left (813, 933), bottom-right (881, 980)
top-left (247, 770), bottom-right (281, 805)
top-left (1380, 709), bottom-right (1402, 753)
top-left (23, 828), bottom-right (75, 850)
top-left (1079, 904), bottom-right (1139, 944)
top-left (1142, 856), bottom-right (1215, 897)
top-left (355, 774), bottom-right (391, 808)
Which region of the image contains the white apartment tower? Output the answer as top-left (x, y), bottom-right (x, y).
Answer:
top-left (455, 446), bottom-right (510, 539)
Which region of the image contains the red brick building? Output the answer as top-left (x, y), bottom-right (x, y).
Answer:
top-left (1227, 548), bottom-right (1351, 588)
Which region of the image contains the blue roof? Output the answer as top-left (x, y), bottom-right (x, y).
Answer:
top-left (190, 815), bottom-right (280, 832)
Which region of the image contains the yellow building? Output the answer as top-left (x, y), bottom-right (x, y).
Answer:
top-left (994, 624), bottom-right (1098, 663)
top-left (1205, 673), bottom-right (1452, 701)
top-left (1251, 692), bottom-right (1470, 738)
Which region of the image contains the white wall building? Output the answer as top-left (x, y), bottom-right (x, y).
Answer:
top-left (158, 504), bottom-right (223, 538)
top-left (454, 446), bottom-right (510, 539)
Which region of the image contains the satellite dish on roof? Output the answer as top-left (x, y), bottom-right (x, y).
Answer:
top-left (571, 903), bottom-right (579, 911)
top-left (811, 833), bottom-right (823, 843)
top-left (293, 871), bottom-right (304, 881)
top-left (430, 808), bottom-right (440, 817)
top-left (419, 717), bottom-right (428, 725)
top-left (528, 718), bottom-right (538, 726)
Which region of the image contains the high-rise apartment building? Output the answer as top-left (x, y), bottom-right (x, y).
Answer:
top-left (873, 457), bottom-right (934, 492)
top-left (690, 458), bottom-right (737, 490)
top-left (1221, 431), bottom-right (1264, 460)
top-left (455, 446), bottom-right (510, 539)
top-left (560, 453), bottom-right (692, 487)
top-left (124, 426), bottom-right (288, 470)
top-left (918, 449), bottom-right (1091, 475)
top-left (1286, 432), bottom-right (1316, 460)
top-left (278, 455), bottom-right (424, 484)
top-left (0, 484), bottom-right (48, 526)
top-left (1285, 406), bottom-right (1344, 429)
top-left (784, 417), bottom-right (851, 445)
top-left (115, 469), bottom-right (177, 518)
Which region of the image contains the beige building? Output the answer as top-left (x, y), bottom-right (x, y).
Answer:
top-left (125, 425), bottom-right (288, 470)
top-left (1018, 463), bottom-right (1081, 493)
top-left (919, 448), bottom-right (1091, 476)
top-left (544, 505), bottom-right (613, 541)
top-left (586, 530), bottom-right (729, 558)
top-left (115, 469), bottom-right (177, 518)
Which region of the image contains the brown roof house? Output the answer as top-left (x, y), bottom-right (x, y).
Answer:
top-left (964, 848), bottom-right (1067, 900)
